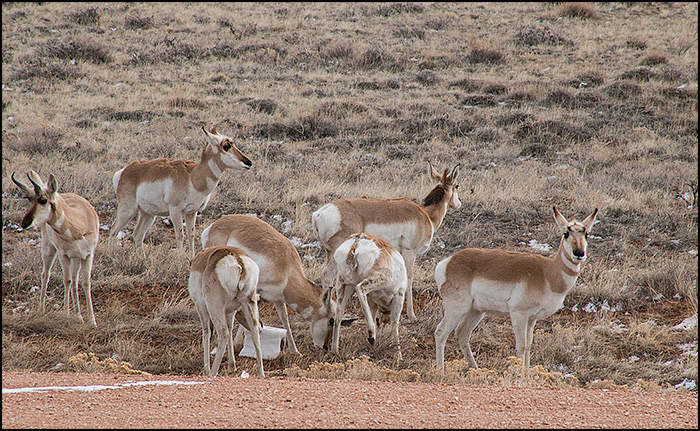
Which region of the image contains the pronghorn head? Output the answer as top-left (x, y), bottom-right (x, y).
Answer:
top-left (12, 170), bottom-right (58, 230)
top-left (202, 124), bottom-right (252, 171)
top-left (427, 161), bottom-right (462, 209)
top-left (317, 287), bottom-right (357, 350)
top-left (553, 206), bottom-right (598, 263)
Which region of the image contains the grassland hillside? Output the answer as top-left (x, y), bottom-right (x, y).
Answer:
top-left (2, 2), bottom-right (697, 391)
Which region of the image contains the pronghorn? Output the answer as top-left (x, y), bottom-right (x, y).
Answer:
top-left (312, 161), bottom-right (461, 320)
top-left (201, 214), bottom-right (353, 354)
top-left (12, 170), bottom-right (99, 326)
top-left (189, 246), bottom-right (264, 377)
top-left (434, 206), bottom-right (599, 373)
top-left (108, 125), bottom-right (252, 258)
top-left (332, 233), bottom-right (407, 360)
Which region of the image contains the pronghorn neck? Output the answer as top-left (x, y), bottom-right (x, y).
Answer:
top-left (191, 145), bottom-right (226, 193)
top-left (46, 195), bottom-right (74, 240)
top-left (420, 186), bottom-right (450, 232)
top-left (551, 239), bottom-right (582, 293)
top-left (286, 275), bottom-right (326, 320)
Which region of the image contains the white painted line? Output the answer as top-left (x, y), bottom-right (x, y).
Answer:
top-left (2, 380), bottom-right (206, 394)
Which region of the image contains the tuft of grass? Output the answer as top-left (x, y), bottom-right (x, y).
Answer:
top-left (37, 38), bottom-right (112, 64)
top-left (124, 15), bottom-right (154, 30)
top-left (67, 7), bottom-right (100, 26)
top-left (467, 46), bottom-right (505, 65)
top-left (513, 24), bottom-right (574, 46)
top-left (557, 2), bottom-right (598, 20)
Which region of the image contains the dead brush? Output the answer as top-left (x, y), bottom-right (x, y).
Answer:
top-left (68, 352), bottom-right (151, 375)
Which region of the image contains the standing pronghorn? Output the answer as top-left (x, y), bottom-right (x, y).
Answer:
top-left (188, 245), bottom-right (264, 377)
top-left (12, 170), bottom-right (99, 326)
top-left (201, 214), bottom-right (351, 354)
top-left (109, 125), bottom-right (252, 258)
top-left (332, 233), bottom-right (407, 360)
top-left (312, 161), bottom-right (461, 320)
top-left (434, 206), bottom-right (599, 373)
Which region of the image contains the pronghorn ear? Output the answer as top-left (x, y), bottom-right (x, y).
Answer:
top-left (552, 206), bottom-right (568, 230)
top-left (449, 163), bottom-right (461, 182)
top-left (47, 174), bottom-right (58, 195)
top-left (582, 208), bottom-right (599, 232)
top-left (428, 161), bottom-right (442, 182)
top-left (322, 287), bottom-right (333, 307)
top-left (202, 124), bottom-right (221, 144)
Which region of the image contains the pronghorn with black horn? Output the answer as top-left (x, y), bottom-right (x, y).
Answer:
top-left (434, 206), bottom-right (599, 373)
top-left (312, 161), bottom-right (461, 320)
top-left (332, 233), bottom-right (407, 360)
top-left (109, 124), bottom-right (252, 258)
top-left (12, 170), bottom-right (100, 326)
top-left (188, 245), bottom-right (264, 377)
top-left (201, 214), bottom-right (354, 354)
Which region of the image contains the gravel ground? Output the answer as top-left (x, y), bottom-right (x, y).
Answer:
top-left (2, 371), bottom-right (697, 428)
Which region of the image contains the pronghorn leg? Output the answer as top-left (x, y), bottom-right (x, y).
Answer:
top-left (195, 303), bottom-right (212, 376)
top-left (354, 278), bottom-right (382, 345)
top-left (132, 212), bottom-right (156, 258)
top-left (57, 254), bottom-right (73, 317)
top-left (184, 211), bottom-right (197, 257)
top-left (39, 240), bottom-right (58, 314)
top-left (168, 208), bottom-right (185, 251)
top-left (434, 300), bottom-right (468, 373)
top-left (319, 248), bottom-right (338, 289)
top-left (510, 312), bottom-right (529, 367)
top-left (226, 311), bottom-right (237, 373)
top-left (389, 290), bottom-right (405, 361)
top-left (209, 308), bottom-right (230, 377)
top-left (455, 310), bottom-right (485, 369)
top-left (109, 204), bottom-right (138, 247)
top-left (273, 302), bottom-right (301, 355)
top-left (332, 282), bottom-right (355, 355)
top-left (239, 300), bottom-right (265, 377)
top-left (524, 317), bottom-right (538, 368)
top-left (80, 254), bottom-right (97, 326)
top-left (401, 250), bottom-right (418, 321)
top-left (68, 258), bottom-right (83, 323)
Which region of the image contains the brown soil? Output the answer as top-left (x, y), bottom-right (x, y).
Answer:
top-left (2, 371), bottom-right (697, 429)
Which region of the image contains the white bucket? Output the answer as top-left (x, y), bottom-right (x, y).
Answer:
top-left (239, 326), bottom-right (287, 360)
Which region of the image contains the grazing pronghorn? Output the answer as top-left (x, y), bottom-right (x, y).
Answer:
top-left (332, 233), bottom-right (407, 360)
top-left (12, 170), bottom-right (99, 326)
top-left (201, 214), bottom-right (353, 354)
top-left (109, 125), bottom-right (252, 258)
top-left (434, 206), bottom-right (599, 373)
top-left (312, 161), bottom-right (461, 320)
top-left (189, 246), bottom-right (264, 377)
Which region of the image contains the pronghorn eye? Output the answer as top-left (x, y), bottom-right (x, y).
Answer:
top-left (38, 198), bottom-right (48, 205)
top-left (222, 142), bottom-right (231, 151)
top-left (454, 184), bottom-right (459, 190)
top-left (563, 232), bottom-right (569, 239)
top-left (329, 317), bottom-right (335, 327)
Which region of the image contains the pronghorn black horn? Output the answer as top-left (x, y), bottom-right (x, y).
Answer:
top-left (26, 172), bottom-right (43, 195)
top-left (11, 172), bottom-right (34, 197)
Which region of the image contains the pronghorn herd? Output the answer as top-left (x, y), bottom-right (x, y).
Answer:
top-left (12, 124), bottom-right (599, 377)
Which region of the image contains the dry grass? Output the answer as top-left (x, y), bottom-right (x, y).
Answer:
top-left (2, 2), bottom-right (697, 391)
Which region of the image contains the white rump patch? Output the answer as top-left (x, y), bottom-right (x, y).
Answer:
top-left (312, 204), bottom-right (341, 243)
top-left (215, 255), bottom-right (243, 294)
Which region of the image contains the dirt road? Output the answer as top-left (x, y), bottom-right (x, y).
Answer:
top-left (2, 371), bottom-right (697, 428)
